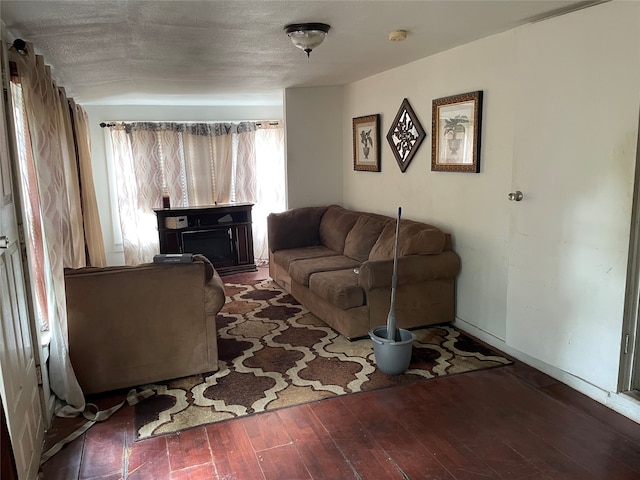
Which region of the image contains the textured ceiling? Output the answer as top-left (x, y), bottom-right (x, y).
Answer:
top-left (1, 0), bottom-right (599, 105)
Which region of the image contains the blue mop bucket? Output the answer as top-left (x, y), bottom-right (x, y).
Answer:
top-left (369, 327), bottom-right (416, 375)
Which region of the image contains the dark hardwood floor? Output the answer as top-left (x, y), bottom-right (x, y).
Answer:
top-left (40, 266), bottom-right (640, 479)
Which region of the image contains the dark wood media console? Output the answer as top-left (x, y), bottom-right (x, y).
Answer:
top-left (154, 203), bottom-right (257, 276)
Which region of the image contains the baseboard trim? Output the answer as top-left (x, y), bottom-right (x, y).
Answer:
top-left (454, 318), bottom-right (640, 424)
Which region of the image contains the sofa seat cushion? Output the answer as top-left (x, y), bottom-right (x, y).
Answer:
top-left (289, 255), bottom-right (362, 286)
top-left (273, 245), bottom-right (338, 271)
top-left (308, 268), bottom-right (364, 310)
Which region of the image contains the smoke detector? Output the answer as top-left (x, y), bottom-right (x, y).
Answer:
top-left (388, 30), bottom-right (407, 42)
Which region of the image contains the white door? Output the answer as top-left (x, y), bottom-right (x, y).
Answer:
top-left (506, 6), bottom-right (639, 393)
top-left (0, 50), bottom-right (44, 478)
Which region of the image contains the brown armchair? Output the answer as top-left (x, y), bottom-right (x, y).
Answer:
top-left (64, 255), bottom-right (225, 394)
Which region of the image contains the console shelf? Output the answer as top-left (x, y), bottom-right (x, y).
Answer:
top-left (154, 203), bottom-right (257, 276)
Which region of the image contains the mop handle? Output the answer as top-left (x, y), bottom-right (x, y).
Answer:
top-left (390, 207), bottom-right (401, 302)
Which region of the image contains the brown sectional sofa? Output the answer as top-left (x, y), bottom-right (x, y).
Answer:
top-left (267, 205), bottom-right (461, 339)
top-left (64, 255), bottom-right (226, 394)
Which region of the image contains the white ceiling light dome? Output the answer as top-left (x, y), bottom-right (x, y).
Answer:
top-left (284, 23), bottom-right (331, 58)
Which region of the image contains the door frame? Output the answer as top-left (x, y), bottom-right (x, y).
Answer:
top-left (619, 107), bottom-right (640, 395)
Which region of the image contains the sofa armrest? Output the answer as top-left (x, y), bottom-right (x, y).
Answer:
top-left (359, 251), bottom-right (461, 290)
top-left (267, 206), bottom-right (328, 252)
top-left (204, 268), bottom-right (226, 315)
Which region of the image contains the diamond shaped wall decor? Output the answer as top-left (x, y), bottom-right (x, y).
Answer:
top-left (386, 98), bottom-right (426, 173)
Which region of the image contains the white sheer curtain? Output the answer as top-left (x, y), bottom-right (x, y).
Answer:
top-left (108, 122), bottom-right (285, 265)
top-left (254, 125), bottom-right (286, 262)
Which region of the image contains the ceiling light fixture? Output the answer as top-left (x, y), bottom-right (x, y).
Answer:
top-left (284, 23), bottom-right (331, 58)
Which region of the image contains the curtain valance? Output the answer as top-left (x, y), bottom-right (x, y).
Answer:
top-left (118, 121), bottom-right (257, 136)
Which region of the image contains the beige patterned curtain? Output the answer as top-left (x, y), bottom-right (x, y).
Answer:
top-left (9, 43), bottom-right (106, 415)
top-left (69, 99), bottom-right (106, 267)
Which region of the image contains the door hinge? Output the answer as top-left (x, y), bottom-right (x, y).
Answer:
top-left (36, 365), bottom-right (43, 385)
top-left (17, 223), bottom-right (25, 244)
top-left (624, 334), bottom-right (630, 354)
top-left (17, 225), bottom-right (29, 262)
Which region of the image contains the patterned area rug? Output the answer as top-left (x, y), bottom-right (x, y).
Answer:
top-left (134, 280), bottom-right (511, 440)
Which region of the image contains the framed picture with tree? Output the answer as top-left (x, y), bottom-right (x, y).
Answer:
top-left (432, 91), bottom-right (483, 173)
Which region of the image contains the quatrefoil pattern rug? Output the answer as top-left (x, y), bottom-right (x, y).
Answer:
top-left (134, 280), bottom-right (511, 440)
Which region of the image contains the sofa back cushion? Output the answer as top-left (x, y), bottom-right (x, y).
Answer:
top-left (267, 206), bottom-right (328, 252)
top-left (319, 205), bottom-right (360, 253)
top-left (368, 220), bottom-right (446, 260)
top-left (343, 215), bottom-right (388, 262)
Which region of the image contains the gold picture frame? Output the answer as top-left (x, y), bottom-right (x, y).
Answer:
top-left (432, 91), bottom-right (483, 173)
top-left (353, 114), bottom-right (381, 172)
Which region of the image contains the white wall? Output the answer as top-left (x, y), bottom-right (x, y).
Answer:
top-left (284, 87), bottom-right (343, 209)
top-left (84, 104), bottom-right (284, 265)
top-left (339, 1), bottom-right (640, 413)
